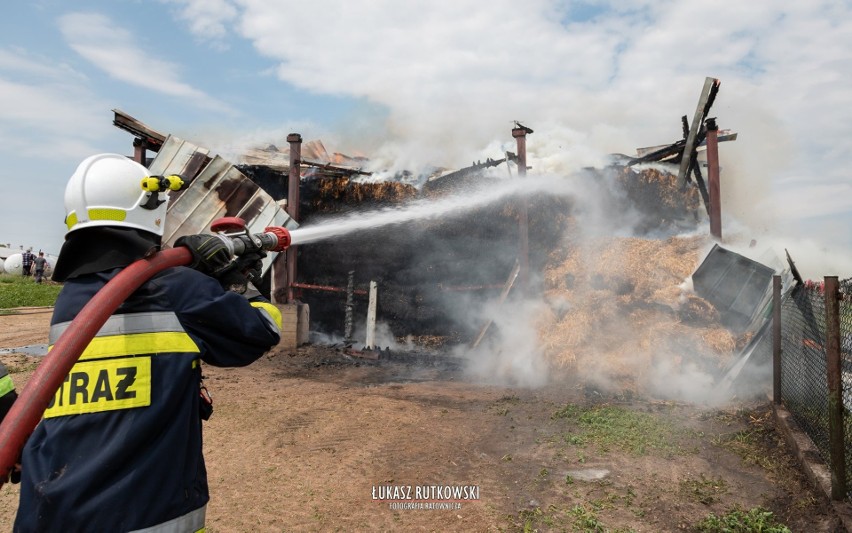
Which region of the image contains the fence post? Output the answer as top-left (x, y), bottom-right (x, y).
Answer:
top-left (344, 271), bottom-right (355, 344)
top-left (825, 276), bottom-right (846, 500)
top-left (773, 275), bottom-right (782, 404)
top-left (365, 281), bottom-right (378, 349)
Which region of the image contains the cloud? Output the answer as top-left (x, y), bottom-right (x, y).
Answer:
top-left (0, 47), bottom-right (87, 82)
top-left (0, 49), bottom-right (108, 158)
top-left (58, 12), bottom-right (235, 113)
top-left (161, 1), bottom-right (852, 245)
top-left (159, 0), bottom-right (238, 49)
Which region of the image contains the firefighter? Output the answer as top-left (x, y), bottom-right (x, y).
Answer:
top-left (14, 154), bottom-right (282, 532)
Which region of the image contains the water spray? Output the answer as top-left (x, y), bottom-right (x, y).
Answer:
top-left (288, 173), bottom-right (587, 246)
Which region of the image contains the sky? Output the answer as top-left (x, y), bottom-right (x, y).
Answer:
top-left (1, 0), bottom-right (850, 276)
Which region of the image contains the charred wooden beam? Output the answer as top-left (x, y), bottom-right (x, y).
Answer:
top-left (291, 282), bottom-right (368, 296)
top-left (690, 158), bottom-right (711, 214)
top-left (678, 77), bottom-right (720, 185)
top-left (112, 109), bottom-right (166, 153)
top-left (301, 159), bottom-right (373, 177)
top-left (438, 283), bottom-right (504, 292)
top-left (626, 139), bottom-right (685, 167)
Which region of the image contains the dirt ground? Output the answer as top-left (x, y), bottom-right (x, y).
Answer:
top-left (0, 309), bottom-right (844, 532)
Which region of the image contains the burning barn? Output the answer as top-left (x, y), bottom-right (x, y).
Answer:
top-left (111, 89), bottom-right (776, 400)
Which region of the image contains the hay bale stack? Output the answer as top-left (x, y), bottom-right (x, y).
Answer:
top-left (539, 233), bottom-right (737, 394)
top-left (304, 177), bottom-right (418, 214)
top-left (612, 166), bottom-right (703, 234)
top-left (544, 235), bottom-right (705, 306)
top-left (678, 294), bottom-right (720, 324)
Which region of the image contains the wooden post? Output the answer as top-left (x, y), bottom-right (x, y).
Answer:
top-left (285, 133), bottom-right (302, 303)
top-left (825, 276), bottom-right (846, 500)
top-left (469, 261), bottom-right (521, 350)
top-left (365, 281), bottom-right (378, 349)
top-left (133, 138), bottom-right (147, 165)
top-left (706, 118), bottom-right (722, 240)
top-left (344, 271), bottom-right (354, 343)
top-left (772, 275), bottom-right (782, 404)
top-left (512, 124), bottom-right (532, 297)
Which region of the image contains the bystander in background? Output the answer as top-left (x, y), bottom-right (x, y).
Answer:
top-left (32, 252), bottom-right (48, 283)
top-left (20, 249), bottom-right (35, 276)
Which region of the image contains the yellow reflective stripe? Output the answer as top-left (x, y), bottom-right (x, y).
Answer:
top-left (50, 311), bottom-right (187, 344)
top-left (43, 357), bottom-right (151, 418)
top-left (46, 332), bottom-right (200, 361)
top-left (0, 374), bottom-right (14, 397)
top-left (88, 208), bottom-right (127, 222)
top-left (66, 209), bottom-right (127, 229)
top-left (251, 302), bottom-right (282, 330)
top-left (66, 211), bottom-right (79, 230)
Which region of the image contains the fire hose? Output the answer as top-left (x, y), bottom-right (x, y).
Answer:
top-left (0, 218), bottom-right (290, 488)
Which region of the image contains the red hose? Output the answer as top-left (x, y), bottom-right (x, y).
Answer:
top-left (0, 247), bottom-right (192, 487)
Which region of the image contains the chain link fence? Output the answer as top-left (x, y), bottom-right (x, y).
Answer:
top-left (778, 277), bottom-right (852, 500)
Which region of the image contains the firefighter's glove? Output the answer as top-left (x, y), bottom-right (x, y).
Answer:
top-left (237, 251), bottom-right (266, 285)
top-left (216, 251), bottom-right (265, 294)
top-left (175, 234), bottom-right (233, 276)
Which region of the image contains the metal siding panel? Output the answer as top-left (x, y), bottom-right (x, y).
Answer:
top-left (218, 172), bottom-right (260, 219)
top-left (153, 137), bottom-right (298, 278)
top-left (167, 149), bottom-right (211, 205)
top-left (147, 136), bottom-right (183, 175)
top-left (161, 143), bottom-right (207, 203)
top-left (243, 197), bottom-right (275, 234)
top-left (163, 157), bottom-right (232, 245)
top-left (173, 167), bottom-right (250, 239)
top-left (163, 142), bottom-right (200, 177)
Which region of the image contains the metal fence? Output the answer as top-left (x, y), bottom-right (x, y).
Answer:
top-left (778, 277), bottom-right (852, 500)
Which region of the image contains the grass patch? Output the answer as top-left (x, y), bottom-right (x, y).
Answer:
top-left (679, 474), bottom-right (728, 505)
top-left (695, 506), bottom-right (790, 532)
top-left (552, 403), bottom-right (692, 456)
top-left (490, 394), bottom-right (521, 416)
top-left (712, 409), bottom-right (787, 473)
top-left (568, 504), bottom-right (606, 532)
top-left (552, 403), bottom-right (580, 420)
top-left (508, 504), bottom-right (637, 533)
top-left (0, 274), bottom-right (61, 308)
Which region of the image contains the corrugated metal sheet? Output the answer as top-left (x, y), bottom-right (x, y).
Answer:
top-left (149, 135), bottom-right (298, 274)
top-left (692, 244), bottom-right (776, 333)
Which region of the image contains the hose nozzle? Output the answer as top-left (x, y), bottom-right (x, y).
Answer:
top-left (209, 217), bottom-right (291, 256)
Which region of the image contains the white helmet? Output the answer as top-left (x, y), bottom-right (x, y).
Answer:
top-left (64, 153), bottom-right (183, 237)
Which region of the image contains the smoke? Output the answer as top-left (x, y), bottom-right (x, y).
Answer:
top-left (645, 357), bottom-right (726, 406)
top-left (289, 168), bottom-right (641, 245)
top-left (459, 298), bottom-right (550, 388)
top-left (234, 105), bottom-right (846, 405)
top-left (349, 321), bottom-right (411, 352)
top-left (719, 223), bottom-right (852, 280)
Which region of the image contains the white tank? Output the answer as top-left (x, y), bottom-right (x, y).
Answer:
top-left (0, 259), bottom-right (5, 274)
top-left (4, 253), bottom-right (23, 275)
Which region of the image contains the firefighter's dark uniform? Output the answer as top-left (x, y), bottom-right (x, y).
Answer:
top-left (0, 362), bottom-right (17, 422)
top-left (14, 262), bottom-right (281, 532)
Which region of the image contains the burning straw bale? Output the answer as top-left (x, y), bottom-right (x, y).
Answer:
top-left (539, 233), bottom-right (736, 394)
top-left (544, 235), bottom-right (705, 305)
top-left (304, 177), bottom-right (418, 214)
top-left (613, 166), bottom-right (702, 234)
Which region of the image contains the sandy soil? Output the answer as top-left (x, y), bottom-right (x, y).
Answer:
top-left (0, 310), bottom-right (842, 532)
